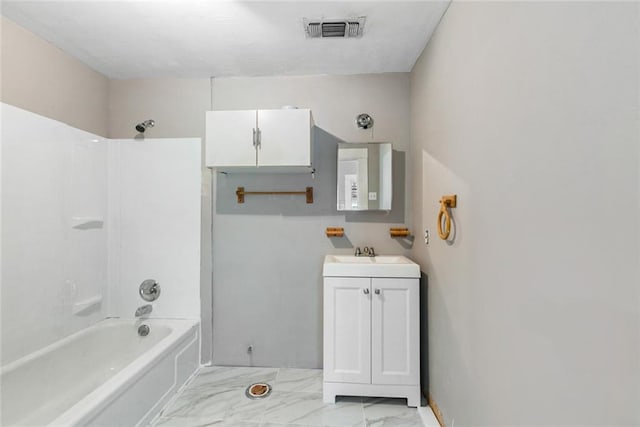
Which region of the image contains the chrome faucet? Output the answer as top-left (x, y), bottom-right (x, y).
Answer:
top-left (135, 304), bottom-right (152, 317)
top-left (355, 246), bottom-right (376, 257)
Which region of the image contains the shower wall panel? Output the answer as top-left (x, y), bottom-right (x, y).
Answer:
top-left (1, 103), bottom-right (108, 365)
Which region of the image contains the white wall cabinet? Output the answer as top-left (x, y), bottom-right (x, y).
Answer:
top-left (323, 276), bottom-right (420, 407)
top-left (205, 109), bottom-right (313, 172)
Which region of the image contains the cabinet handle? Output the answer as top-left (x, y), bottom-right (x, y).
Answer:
top-left (257, 128), bottom-right (262, 149)
top-left (363, 288), bottom-right (370, 295)
top-left (252, 128), bottom-right (257, 147)
top-left (374, 289), bottom-right (381, 295)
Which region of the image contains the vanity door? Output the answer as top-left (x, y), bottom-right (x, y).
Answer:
top-left (323, 277), bottom-right (371, 384)
top-left (371, 278), bottom-right (420, 385)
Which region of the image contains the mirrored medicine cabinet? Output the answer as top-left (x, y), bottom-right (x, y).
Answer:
top-left (337, 142), bottom-right (392, 211)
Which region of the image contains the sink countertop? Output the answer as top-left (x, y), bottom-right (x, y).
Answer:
top-left (322, 254), bottom-right (420, 278)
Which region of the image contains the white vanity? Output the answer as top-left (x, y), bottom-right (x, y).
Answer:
top-left (322, 255), bottom-right (421, 407)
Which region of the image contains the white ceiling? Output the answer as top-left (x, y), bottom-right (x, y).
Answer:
top-left (1, 1), bottom-right (449, 79)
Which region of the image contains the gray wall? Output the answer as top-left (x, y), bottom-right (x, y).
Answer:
top-left (210, 74), bottom-right (411, 367)
top-left (0, 16), bottom-right (109, 136)
top-left (108, 73), bottom-right (412, 367)
top-left (410, 2), bottom-right (640, 426)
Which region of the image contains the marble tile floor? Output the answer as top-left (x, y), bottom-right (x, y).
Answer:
top-left (151, 366), bottom-right (431, 427)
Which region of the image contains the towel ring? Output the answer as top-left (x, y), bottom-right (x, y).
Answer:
top-left (437, 195), bottom-right (457, 240)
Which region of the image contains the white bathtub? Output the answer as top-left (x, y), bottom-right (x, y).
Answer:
top-left (1, 318), bottom-right (200, 427)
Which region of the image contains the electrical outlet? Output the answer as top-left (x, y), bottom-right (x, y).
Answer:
top-left (424, 229), bottom-right (430, 245)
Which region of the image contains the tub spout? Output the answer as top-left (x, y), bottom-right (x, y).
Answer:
top-left (135, 304), bottom-right (152, 317)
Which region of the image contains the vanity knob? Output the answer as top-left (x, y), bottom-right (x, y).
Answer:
top-left (363, 288), bottom-right (370, 295)
top-left (374, 289), bottom-right (381, 295)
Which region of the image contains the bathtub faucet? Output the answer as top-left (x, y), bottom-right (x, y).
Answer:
top-left (135, 304), bottom-right (152, 317)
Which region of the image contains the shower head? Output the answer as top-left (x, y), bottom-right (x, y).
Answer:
top-left (135, 119), bottom-right (155, 133)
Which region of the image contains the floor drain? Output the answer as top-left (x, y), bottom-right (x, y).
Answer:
top-left (245, 382), bottom-right (272, 399)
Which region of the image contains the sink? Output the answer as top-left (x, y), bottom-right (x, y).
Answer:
top-left (323, 254), bottom-right (420, 278)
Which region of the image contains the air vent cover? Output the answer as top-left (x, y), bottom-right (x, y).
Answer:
top-left (303, 17), bottom-right (365, 39)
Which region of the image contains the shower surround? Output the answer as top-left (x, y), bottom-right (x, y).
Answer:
top-left (1, 103), bottom-right (202, 424)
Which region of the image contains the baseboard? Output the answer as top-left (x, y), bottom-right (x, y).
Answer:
top-left (428, 394), bottom-right (446, 427)
top-left (418, 405), bottom-right (441, 427)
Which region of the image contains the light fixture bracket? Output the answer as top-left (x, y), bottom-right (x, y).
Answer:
top-left (356, 113), bottom-right (374, 129)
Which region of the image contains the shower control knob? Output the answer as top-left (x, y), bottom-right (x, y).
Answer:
top-left (363, 288), bottom-right (370, 295)
top-left (139, 279), bottom-right (161, 302)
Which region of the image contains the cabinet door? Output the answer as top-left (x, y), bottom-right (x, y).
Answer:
top-left (371, 278), bottom-right (420, 385)
top-left (323, 277), bottom-right (371, 384)
top-left (257, 109), bottom-right (311, 167)
top-left (205, 110), bottom-right (257, 167)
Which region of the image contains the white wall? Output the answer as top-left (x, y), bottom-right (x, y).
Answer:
top-left (410, 2), bottom-right (640, 425)
top-left (0, 16), bottom-right (109, 137)
top-left (1, 103), bottom-right (108, 364)
top-left (107, 139), bottom-right (201, 320)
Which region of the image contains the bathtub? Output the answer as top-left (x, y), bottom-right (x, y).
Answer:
top-left (1, 318), bottom-right (200, 427)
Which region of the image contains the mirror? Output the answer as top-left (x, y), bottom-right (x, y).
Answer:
top-left (337, 142), bottom-right (392, 211)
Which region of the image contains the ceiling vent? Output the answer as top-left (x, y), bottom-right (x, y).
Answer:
top-left (303, 17), bottom-right (366, 39)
